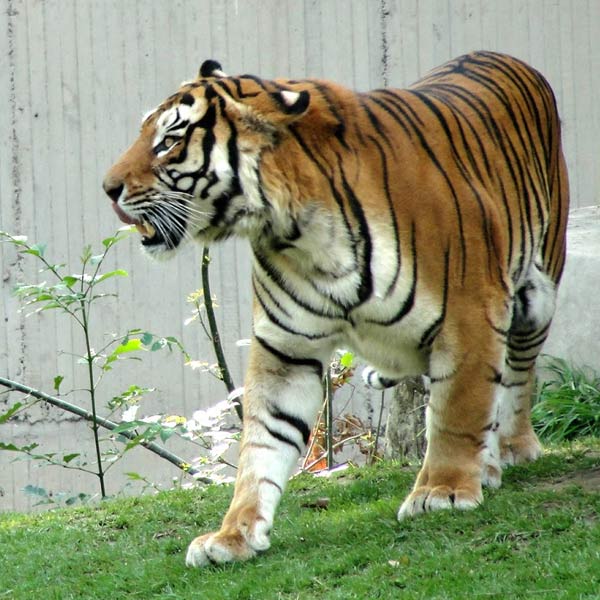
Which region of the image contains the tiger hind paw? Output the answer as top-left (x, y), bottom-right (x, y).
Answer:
top-left (397, 484), bottom-right (483, 520)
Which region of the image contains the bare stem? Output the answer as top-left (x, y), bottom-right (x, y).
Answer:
top-left (371, 390), bottom-right (386, 465)
top-left (325, 370), bottom-right (334, 470)
top-left (79, 301), bottom-right (107, 498)
top-left (201, 246), bottom-right (243, 420)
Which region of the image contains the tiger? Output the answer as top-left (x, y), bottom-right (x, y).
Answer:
top-left (103, 51), bottom-right (569, 567)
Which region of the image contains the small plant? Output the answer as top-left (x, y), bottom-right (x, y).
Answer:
top-left (533, 356), bottom-right (600, 442)
top-left (0, 230), bottom-right (199, 502)
top-left (302, 350), bottom-right (387, 473)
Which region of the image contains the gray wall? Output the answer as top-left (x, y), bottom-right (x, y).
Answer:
top-left (1, 0), bottom-right (598, 511)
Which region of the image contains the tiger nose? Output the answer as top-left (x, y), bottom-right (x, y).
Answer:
top-left (103, 176), bottom-right (124, 203)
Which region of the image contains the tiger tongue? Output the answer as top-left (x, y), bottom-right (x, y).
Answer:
top-left (111, 201), bottom-right (139, 225)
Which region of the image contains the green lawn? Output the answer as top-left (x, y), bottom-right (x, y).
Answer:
top-left (1, 441), bottom-right (599, 599)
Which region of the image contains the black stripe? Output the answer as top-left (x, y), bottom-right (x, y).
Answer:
top-left (253, 277), bottom-right (335, 341)
top-left (268, 406), bottom-right (311, 446)
top-left (359, 98), bottom-right (395, 148)
top-left (338, 160), bottom-right (373, 305)
top-left (254, 334), bottom-right (324, 377)
top-left (365, 94), bottom-right (413, 139)
top-left (367, 134), bottom-right (401, 298)
top-left (253, 272), bottom-right (291, 317)
top-left (419, 246), bottom-right (450, 349)
top-left (429, 371), bottom-right (456, 385)
top-left (499, 379), bottom-right (529, 389)
top-left (253, 250), bottom-right (345, 319)
top-left (259, 477), bottom-right (283, 495)
top-left (260, 420), bottom-right (303, 454)
top-left (509, 320), bottom-right (552, 341)
top-left (366, 221), bottom-right (417, 326)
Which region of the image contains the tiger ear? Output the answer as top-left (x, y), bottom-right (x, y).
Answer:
top-left (271, 90), bottom-right (310, 117)
top-left (199, 59), bottom-right (227, 78)
top-left (230, 86), bottom-right (311, 133)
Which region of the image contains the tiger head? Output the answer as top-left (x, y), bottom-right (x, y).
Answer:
top-left (103, 60), bottom-right (316, 257)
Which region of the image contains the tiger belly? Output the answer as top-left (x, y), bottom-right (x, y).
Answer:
top-left (252, 283), bottom-right (438, 382)
top-left (344, 320), bottom-right (429, 380)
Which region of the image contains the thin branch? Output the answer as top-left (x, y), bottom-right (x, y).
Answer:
top-left (371, 390), bottom-right (386, 465)
top-left (0, 376), bottom-right (213, 484)
top-left (301, 433), bottom-right (365, 473)
top-left (79, 299), bottom-right (107, 498)
top-left (201, 246), bottom-right (243, 420)
top-left (301, 400), bottom-right (327, 471)
top-left (325, 370), bottom-right (334, 470)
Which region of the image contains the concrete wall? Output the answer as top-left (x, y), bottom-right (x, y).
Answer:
top-left (1, 0), bottom-right (598, 511)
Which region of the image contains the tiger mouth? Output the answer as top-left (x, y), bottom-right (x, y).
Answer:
top-left (111, 202), bottom-right (184, 250)
top-left (136, 220), bottom-right (166, 246)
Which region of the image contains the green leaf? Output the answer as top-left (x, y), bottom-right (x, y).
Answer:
top-left (125, 472), bottom-right (144, 481)
top-left (0, 232), bottom-right (28, 244)
top-left (0, 402), bottom-right (23, 424)
top-left (340, 352), bottom-right (354, 368)
top-left (151, 339), bottom-right (167, 352)
top-left (0, 441), bottom-right (39, 452)
top-left (61, 276), bottom-right (79, 287)
top-left (94, 269), bottom-right (128, 284)
top-left (89, 253), bottom-right (105, 265)
top-left (160, 428), bottom-right (176, 443)
top-left (141, 332), bottom-right (154, 346)
top-left (23, 243), bottom-right (46, 258)
top-left (40, 262), bottom-right (66, 272)
top-left (62, 453), bottom-right (80, 464)
top-left (22, 485), bottom-right (49, 498)
top-left (80, 245), bottom-right (92, 263)
top-left (40, 301), bottom-right (67, 312)
top-left (111, 421), bottom-right (143, 434)
top-left (101, 229), bottom-right (131, 248)
top-left (113, 339), bottom-right (143, 355)
top-left (53, 375), bottom-right (64, 393)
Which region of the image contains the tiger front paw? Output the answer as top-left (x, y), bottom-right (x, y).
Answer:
top-left (397, 483), bottom-right (483, 520)
top-left (185, 509), bottom-right (272, 568)
top-left (185, 531), bottom-right (254, 567)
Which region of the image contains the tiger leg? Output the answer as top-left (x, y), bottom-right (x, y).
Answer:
top-left (398, 315), bottom-right (507, 519)
top-left (498, 366), bottom-right (542, 465)
top-left (186, 337), bottom-right (325, 567)
top-left (498, 267), bottom-right (556, 464)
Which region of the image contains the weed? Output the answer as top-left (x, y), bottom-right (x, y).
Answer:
top-left (533, 356), bottom-right (600, 442)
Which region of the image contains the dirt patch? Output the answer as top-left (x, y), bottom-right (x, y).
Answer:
top-left (536, 466), bottom-right (600, 493)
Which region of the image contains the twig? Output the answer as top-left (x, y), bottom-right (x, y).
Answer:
top-left (301, 399), bottom-right (327, 471)
top-left (0, 376), bottom-right (213, 484)
top-left (201, 246), bottom-right (243, 420)
top-left (302, 433), bottom-right (364, 473)
top-left (325, 370), bottom-right (334, 470)
top-left (371, 390), bottom-right (386, 465)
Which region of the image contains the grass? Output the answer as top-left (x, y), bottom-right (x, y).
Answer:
top-left (533, 357), bottom-right (600, 442)
top-left (1, 440), bottom-right (599, 600)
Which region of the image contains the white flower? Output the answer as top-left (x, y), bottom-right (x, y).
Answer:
top-left (121, 405), bottom-right (139, 422)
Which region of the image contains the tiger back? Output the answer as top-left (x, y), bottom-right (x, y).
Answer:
top-left (103, 51), bottom-right (569, 567)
